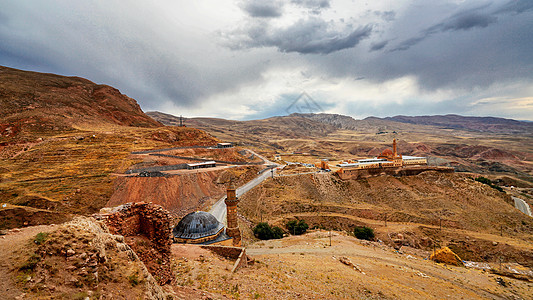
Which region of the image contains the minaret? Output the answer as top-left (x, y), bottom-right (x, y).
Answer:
top-left (393, 139), bottom-right (397, 157)
top-left (225, 180), bottom-right (241, 246)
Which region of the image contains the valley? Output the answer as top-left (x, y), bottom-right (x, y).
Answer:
top-left (1, 66), bottom-right (532, 299)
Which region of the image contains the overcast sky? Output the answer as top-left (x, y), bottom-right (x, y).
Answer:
top-left (1, 0), bottom-right (532, 120)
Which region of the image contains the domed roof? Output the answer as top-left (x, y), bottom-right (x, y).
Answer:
top-left (173, 211), bottom-right (224, 240)
top-left (380, 149), bottom-right (393, 156)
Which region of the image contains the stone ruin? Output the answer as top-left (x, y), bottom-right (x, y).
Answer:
top-left (96, 202), bottom-right (173, 285)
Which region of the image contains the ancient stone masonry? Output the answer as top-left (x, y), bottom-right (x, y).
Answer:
top-left (97, 202), bottom-right (173, 285)
top-left (225, 181), bottom-right (242, 246)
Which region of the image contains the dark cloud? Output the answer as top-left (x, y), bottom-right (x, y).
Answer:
top-left (390, 1), bottom-right (533, 53)
top-left (292, 0), bottom-right (330, 8)
top-left (240, 0), bottom-right (283, 18)
top-left (370, 40), bottom-right (388, 51)
top-left (391, 5), bottom-right (497, 52)
top-left (291, 0), bottom-right (330, 13)
top-left (225, 18), bottom-right (372, 54)
top-left (1, 1), bottom-right (532, 121)
top-left (495, 0), bottom-right (533, 14)
top-left (438, 12), bottom-right (497, 31)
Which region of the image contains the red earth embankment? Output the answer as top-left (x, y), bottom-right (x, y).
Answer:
top-left (107, 171), bottom-right (224, 220)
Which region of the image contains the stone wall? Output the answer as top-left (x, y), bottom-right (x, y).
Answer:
top-left (98, 202), bottom-right (173, 285)
top-left (200, 245), bottom-right (249, 272)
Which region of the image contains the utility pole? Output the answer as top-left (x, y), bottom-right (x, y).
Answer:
top-left (329, 230), bottom-right (332, 247)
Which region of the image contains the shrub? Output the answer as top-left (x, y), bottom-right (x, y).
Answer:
top-left (253, 222), bottom-right (283, 240)
top-left (286, 220), bottom-right (309, 235)
top-left (353, 226), bottom-right (375, 240)
top-left (128, 273), bottom-right (140, 286)
top-left (474, 176), bottom-right (504, 192)
top-left (34, 232), bottom-right (48, 245)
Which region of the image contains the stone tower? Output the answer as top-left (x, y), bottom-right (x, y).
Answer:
top-left (225, 180), bottom-right (241, 246)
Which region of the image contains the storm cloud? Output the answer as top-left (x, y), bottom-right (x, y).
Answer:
top-left (0, 0), bottom-right (532, 120)
top-left (224, 18), bottom-right (372, 54)
top-left (240, 0), bottom-right (284, 18)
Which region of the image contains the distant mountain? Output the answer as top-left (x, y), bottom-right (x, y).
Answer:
top-left (384, 114), bottom-right (533, 134)
top-left (292, 113), bottom-right (533, 134)
top-left (147, 112), bottom-right (337, 142)
top-left (0, 66), bottom-right (161, 141)
top-left (290, 113), bottom-right (359, 130)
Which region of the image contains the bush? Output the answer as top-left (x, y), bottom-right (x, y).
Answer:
top-left (286, 220), bottom-right (309, 235)
top-left (353, 226), bottom-right (375, 240)
top-left (253, 222), bottom-right (284, 240)
top-left (34, 232), bottom-right (48, 245)
top-left (474, 176), bottom-right (504, 192)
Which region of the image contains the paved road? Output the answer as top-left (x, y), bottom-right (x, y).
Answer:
top-left (512, 196), bottom-right (532, 217)
top-left (209, 149), bottom-right (281, 224)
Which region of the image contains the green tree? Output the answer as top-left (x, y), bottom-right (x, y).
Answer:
top-left (353, 226), bottom-right (375, 240)
top-left (287, 219), bottom-right (309, 235)
top-left (253, 222), bottom-right (284, 240)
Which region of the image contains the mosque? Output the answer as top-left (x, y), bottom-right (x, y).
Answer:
top-left (336, 139), bottom-right (431, 180)
top-left (172, 182), bottom-right (241, 246)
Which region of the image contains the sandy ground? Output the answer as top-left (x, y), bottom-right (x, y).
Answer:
top-left (0, 225), bottom-right (55, 300)
top-left (170, 231), bottom-right (533, 299)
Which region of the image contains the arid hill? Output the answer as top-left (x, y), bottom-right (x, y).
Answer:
top-left (384, 114), bottom-right (533, 134)
top-left (0, 65), bottom-right (162, 143)
top-left (239, 172), bottom-right (533, 266)
top-left (0, 67), bottom-right (219, 229)
top-left (147, 111), bottom-right (337, 148)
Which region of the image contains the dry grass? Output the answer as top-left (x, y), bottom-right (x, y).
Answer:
top-left (171, 232), bottom-right (533, 299)
top-left (0, 125), bottom-right (219, 218)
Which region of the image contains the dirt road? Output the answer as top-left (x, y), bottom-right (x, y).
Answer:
top-left (0, 225), bottom-right (54, 299)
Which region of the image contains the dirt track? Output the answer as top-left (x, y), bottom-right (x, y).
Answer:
top-left (0, 225), bottom-right (54, 299)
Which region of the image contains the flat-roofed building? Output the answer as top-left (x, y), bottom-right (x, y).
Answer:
top-left (217, 142), bottom-right (233, 148)
top-left (187, 161), bottom-right (216, 170)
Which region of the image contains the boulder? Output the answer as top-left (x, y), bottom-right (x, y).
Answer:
top-left (430, 247), bottom-right (464, 266)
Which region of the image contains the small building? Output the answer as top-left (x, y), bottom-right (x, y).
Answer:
top-left (187, 161), bottom-right (216, 170)
top-left (217, 142), bottom-right (233, 148)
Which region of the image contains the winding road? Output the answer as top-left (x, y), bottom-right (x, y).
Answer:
top-left (512, 196), bottom-right (532, 217)
top-left (209, 149), bottom-right (281, 224)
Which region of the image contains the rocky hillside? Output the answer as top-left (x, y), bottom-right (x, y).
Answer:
top-left (0, 65), bottom-right (162, 142)
top-left (384, 114), bottom-right (533, 134)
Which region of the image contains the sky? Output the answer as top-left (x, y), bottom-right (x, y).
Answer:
top-left (1, 0), bottom-right (532, 121)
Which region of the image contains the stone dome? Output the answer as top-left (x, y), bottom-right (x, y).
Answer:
top-left (380, 149), bottom-right (393, 156)
top-left (173, 211), bottom-right (224, 241)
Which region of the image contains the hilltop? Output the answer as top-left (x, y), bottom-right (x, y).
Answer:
top-left (0, 67), bottom-right (219, 229)
top-left (0, 66), bottom-right (162, 143)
